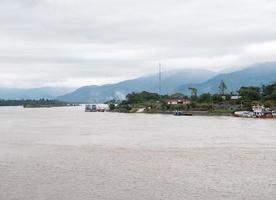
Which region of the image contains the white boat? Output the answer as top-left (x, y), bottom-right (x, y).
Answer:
top-left (252, 105), bottom-right (273, 118)
top-left (234, 111), bottom-right (254, 118)
top-left (234, 105), bottom-right (274, 118)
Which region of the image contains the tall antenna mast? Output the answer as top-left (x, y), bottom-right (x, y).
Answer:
top-left (159, 63), bottom-right (162, 95)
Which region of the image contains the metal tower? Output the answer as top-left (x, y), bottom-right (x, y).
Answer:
top-left (159, 63), bottom-right (162, 95)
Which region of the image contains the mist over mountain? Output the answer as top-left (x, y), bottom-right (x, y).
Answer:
top-left (0, 87), bottom-right (75, 100)
top-left (1, 62), bottom-right (275, 102)
top-left (58, 62), bottom-right (276, 103)
top-left (57, 69), bottom-right (216, 103)
top-left (178, 62), bottom-right (276, 94)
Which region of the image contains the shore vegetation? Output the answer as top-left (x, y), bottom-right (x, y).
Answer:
top-left (0, 99), bottom-right (76, 108)
top-left (108, 83), bottom-right (276, 115)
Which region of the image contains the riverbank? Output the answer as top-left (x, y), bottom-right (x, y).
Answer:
top-left (147, 110), bottom-right (234, 116)
top-left (111, 108), bottom-right (235, 116)
top-left (110, 85), bottom-right (276, 117)
top-left (0, 99), bottom-right (78, 108)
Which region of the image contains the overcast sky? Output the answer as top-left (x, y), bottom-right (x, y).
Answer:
top-left (1, 0), bottom-right (276, 88)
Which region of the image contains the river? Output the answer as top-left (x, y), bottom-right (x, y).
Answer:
top-left (0, 106), bottom-right (276, 199)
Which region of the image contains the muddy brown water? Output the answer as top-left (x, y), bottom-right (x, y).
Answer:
top-left (0, 106), bottom-right (276, 200)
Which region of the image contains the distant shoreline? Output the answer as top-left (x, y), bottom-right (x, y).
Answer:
top-left (0, 99), bottom-right (79, 108)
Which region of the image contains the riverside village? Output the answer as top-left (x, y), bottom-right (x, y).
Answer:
top-left (85, 81), bottom-right (276, 119)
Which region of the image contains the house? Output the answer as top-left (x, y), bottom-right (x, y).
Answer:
top-left (231, 96), bottom-right (241, 100)
top-left (167, 98), bottom-right (191, 105)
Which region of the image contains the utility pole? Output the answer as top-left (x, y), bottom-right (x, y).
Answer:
top-left (159, 63), bottom-right (162, 95)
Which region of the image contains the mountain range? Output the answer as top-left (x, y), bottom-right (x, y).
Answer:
top-left (57, 69), bottom-right (216, 103)
top-left (1, 62), bottom-right (276, 102)
top-left (178, 62), bottom-right (276, 94)
top-left (58, 62), bottom-right (276, 103)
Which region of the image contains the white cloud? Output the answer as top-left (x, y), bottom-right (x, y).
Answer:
top-left (0, 0), bottom-right (276, 88)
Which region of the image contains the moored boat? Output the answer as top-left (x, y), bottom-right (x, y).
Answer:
top-left (85, 104), bottom-right (109, 112)
top-left (234, 105), bottom-right (274, 118)
top-left (174, 111), bottom-right (193, 116)
top-left (85, 104), bottom-right (97, 112)
top-left (233, 111), bottom-right (254, 118)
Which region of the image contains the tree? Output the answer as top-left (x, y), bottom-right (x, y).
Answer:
top-left (271, 91), bottom-right (276, 100)
top-left (212, 94), bottom-right (223, 104)
top-left (109, 103), bottom-right (116, 111)
top-left (238, 87), bottom-right (261, 101)
top-left (219, 80), bottom-right (227, 95)
top-left (262, 83), bottom-right (276, 100)
top-left (170, 93), bottom-right (187, 99)
top-left (197, 93), bottom-right (212, 103)
top-left (126, 91), bottom-right (161, 104)
top-left (189, 88), bottom-right (198, 97)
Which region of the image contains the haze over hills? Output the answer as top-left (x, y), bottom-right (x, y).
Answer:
top-left (1, 62), bottom-right (275, 102)
top-left (178, 62), bottom-right (276, 94)
top-left (57, 69), bottom-right (216, 103)
top-left (0, 87), bottom-right (75, 100)
top-left (58, 62), bottom-right (276, 103)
